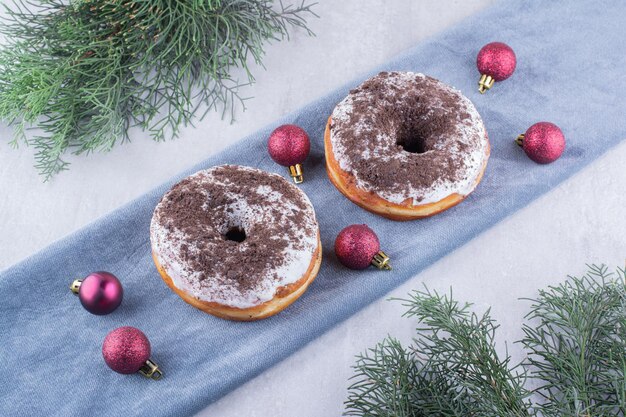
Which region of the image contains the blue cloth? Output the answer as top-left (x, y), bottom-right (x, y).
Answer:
top-left (2, 0), bottom-right (626, 415)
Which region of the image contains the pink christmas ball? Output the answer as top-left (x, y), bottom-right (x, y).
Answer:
top-left (477, 42), bottom-right (517, 81)
top-left (78, 272), bottom-right (123, 315)
top-left (335, 224), bottom-right (381, 270)
top-left (102, 327), bottom-right (151, 374)
top-left (268, 124), bottom-right (310, 167)
top-left (522, 122), bottom-right (566, 164)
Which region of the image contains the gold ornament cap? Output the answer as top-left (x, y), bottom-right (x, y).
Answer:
top-left (70, 279), bottom-right (83, 294)
top-left (515, 133), bottom-right (525, 147)
top-left (139, 359), bottom-right (163, 380)
top-left (288, 163), bottom-right (304, 184)
top-left (478, 74), bottom-right (495, 94)
top-left (371, 251), bottom-right (392, 270)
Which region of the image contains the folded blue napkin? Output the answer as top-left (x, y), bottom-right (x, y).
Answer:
top-left (2, 0), bottom-right (626, 415)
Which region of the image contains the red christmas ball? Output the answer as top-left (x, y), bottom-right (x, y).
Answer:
top-left (519, 122), bottom-right (565, 164)
top-left (335, 224), bottom-right (381, 270)
top-left (77, 272), bottom-right (123, 315)
top-left (102, 327), bottom-right (151, 374)
top-left (477, 42), bottom-right (516, 81)
top-left (268, 124), bottom-right (310, 167)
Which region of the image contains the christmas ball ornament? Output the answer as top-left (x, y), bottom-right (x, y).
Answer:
top-left (516, 122), bottom-right (566, 164)
top-left (70, 271), bottom-right (123, 315)
top-left (102, 326), bottom-right (162, 380)
top-left (477, 42), bottom-right (516, 93)
top-left (335, 224), bottom-right (391, 270)
top-left (268, 124), bottom-right (311, 184)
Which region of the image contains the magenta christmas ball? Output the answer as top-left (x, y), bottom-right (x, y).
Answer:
top-left (268, 124), bottom-right (310, 167)
top-left (518, 122), bottom-right (566, 164)
top-left (477, 41), bottom-right (517, 81)
top-left (102, 327), bottom-right (151, 375)
top-left (76, 271), bottom-right (123, 315)
top-left (335, 224), bottom-right (381, 270)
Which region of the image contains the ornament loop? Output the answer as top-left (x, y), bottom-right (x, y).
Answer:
top-left (371, 251), bottom-right (392, 270)
top-left (139, 359), bottom-right (162, 380)
top-left (70, 279), bottom-right (83, 294)
top-left (515, 134), bottom-right (525, 147)
top-left (478, 74), bottom-right (495, 94)
top-left (288, 164), bottom-right (304, 184)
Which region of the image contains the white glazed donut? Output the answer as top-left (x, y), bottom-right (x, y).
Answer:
top-left (150, 165), bottom-right (322, 321)
top-left (324, 71), bottom-right (490, 220)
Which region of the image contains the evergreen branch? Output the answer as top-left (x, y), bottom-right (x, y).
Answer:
top-left (521, 265), bottom-right (626, 416)
top-left (345, 338), bottom-right (420, 417)
top-left (0, 0), bottom-right (317, 180)
top-left (345, 288), bottom-right (532, 417)
top-left (402, 288), bottom-right (532, 417)
top-left (345, 265), bottom-right (626, 417)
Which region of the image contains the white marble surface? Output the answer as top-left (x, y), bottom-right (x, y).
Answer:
top-left (0, 1), bottom-right (624, 416)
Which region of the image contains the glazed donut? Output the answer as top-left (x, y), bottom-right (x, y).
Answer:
top-left (324, 71), bottom-right (490, 220)
top-left (150, 165), bottom-right (322, 321)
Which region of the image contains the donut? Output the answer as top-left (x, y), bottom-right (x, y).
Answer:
top-left (150, 165), bottom-right (322, 321)
top-left (324, 71), bottom-right (490, 220)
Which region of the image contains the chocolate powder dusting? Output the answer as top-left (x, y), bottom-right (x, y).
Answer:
top-left (152, 165), bottom-right (317, 302)
top-left (330, 71), bottom-right (485, 203)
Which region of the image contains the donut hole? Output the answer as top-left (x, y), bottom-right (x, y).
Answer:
top-left (397, 134), bottom-right (428, 154)
top-left (224, 226), bottom-right (246, 243)
top-left (396, 120), bottom-right (430, 154)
